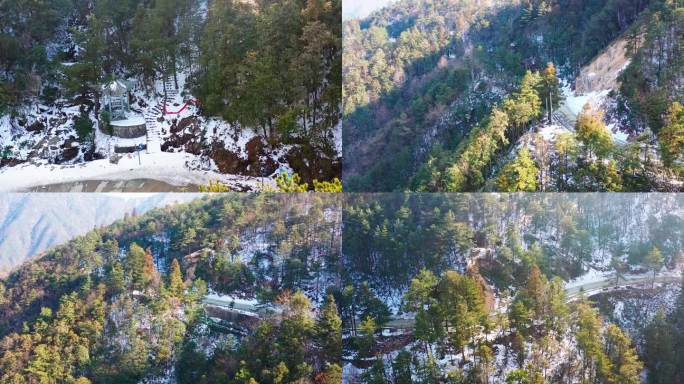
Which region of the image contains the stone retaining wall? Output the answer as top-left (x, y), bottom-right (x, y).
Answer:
top-left (114, 144), bottom-right (146, 153)
top-left (110, 123), bottom-right (147, 138)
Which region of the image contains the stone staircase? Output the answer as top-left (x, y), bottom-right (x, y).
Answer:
top-left (143, 75), bottom-right (177, 154)
top-left (144, 76), bottom-right (164, 154)
top-left (144, 104), bottom-right (162, 154)
top-left (163, 76), bottom-right (178, 112)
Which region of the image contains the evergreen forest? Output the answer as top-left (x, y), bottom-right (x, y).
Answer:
top-left (343, 0), bottom-right (684, 192)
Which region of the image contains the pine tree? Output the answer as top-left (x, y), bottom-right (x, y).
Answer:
top-left (355, 283), bottom-right (391, 326)
top-left (643, 310), bottom-right (676, 384)
top-left (575, 105), bottom-right (613, 160)
top-left (168, 258), bottom-right (184, 297)
top-left (101, 240), bottom-right (120, 264)
top-left (659, 102), bottom-right (684, 167)
top-left (541, 62), bottom-right (562, 122)
top-left (178, 227), bottom-right (197, 253)
top-left (143, 250), bottom-right (160, 291)
top-left (404, 269), bottom-right (440, 355)
top-left (318, 363), bottom-right (342, 384)
top-left (497, 148), bottom-right (539, 192)
top-left (437, 270), bottom-right (487, 362)
top-left (523, 264), bottom-right (546, 321)
top-left (234, 360), bottom-right (258, 384)
top-left (316, 294), bottom-right (342, 364)
top-left (361, 357), bottom-right (388, 384)
top-left (546, 277), bottom-right (568, 335)
top-left (509, 298), bottom-right (532, 336)
top-left (506, 369), bottom-right (529, 384)
top-left (270, 361), bottom-right (289, 384)
top-left (63, 14), bottom-right (105, 99)
top-left (555, 132), bottom-right (578, 189)
top-left (503, 70), bottom-right (542, 139)
top-left (603, 324), bottom-right (642, 384)
top-left (108, 260), bottom-right (125, 294)
top-left (575, 300), bottom-right (612, 382)
top-left (276, 290), bottom-right (315, 378)
top-left (126, 243), bottom-right (147, 291)
top-left (357, 316), bottom-right (376, 358)
top-left (392, 351), bottom-right (413, 384)
top-left (476, 344), bottom-right (494, 384)
top-left (644, 246), bottom-right (664, 288)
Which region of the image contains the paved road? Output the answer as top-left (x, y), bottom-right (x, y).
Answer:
top-left (565, 272), bottom-right (681, 298)
top-left (552, 111), bottom-right (574, 132)
top-left (381, 271), bottom-right (681, 330)
top-left (25, 178), bottom-right (199, 192)
top-left (204, 272), bottom-right (682, 331)
top-left (203, 296), bottom-right (260, 314)
top-left (551, 100), bottom-right (628, 145)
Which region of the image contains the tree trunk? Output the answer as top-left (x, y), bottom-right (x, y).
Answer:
top-left (261, 123), bottom-right (268, 143)
top-left (173, 55), bottom-right (179, 90)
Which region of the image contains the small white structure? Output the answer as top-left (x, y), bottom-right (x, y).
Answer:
top-left (102, 80), bottom-right (131, 121)
top-left (101, 80), bottom-right (146, 139)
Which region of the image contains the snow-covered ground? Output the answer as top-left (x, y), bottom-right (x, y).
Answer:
top-left (0, 151), bottom-right (275, 191)
top-left (544, 85), bottom-right (623, 138)
top-left (110, 115), bottom-right (145, 127)
top-left (538, 124), bottom-right (566, 141)
top-left (565, 267), bottom-right (609, 291)
top-left (1, 66), bottom-right (338, 191)
top-left (204, 293), bottom-right (259, 308)
top-left (562, 86), bottom-right (611, 117)
top-left (559, 85), bottom-right (629, 144)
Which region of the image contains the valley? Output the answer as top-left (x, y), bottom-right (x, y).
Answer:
top-left (343, 0), bottom-right (684, 192)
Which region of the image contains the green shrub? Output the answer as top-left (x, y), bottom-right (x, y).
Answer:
top-left (75, 112), bottom-right (94, 140)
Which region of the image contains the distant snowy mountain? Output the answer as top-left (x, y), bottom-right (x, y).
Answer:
top-left (0, 193), bottom-right (202, 277)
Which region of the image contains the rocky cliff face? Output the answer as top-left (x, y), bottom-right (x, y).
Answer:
top-left (575, 36), bottom-right (631, 94)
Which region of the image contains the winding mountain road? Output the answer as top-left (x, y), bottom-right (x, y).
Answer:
top-left (202, 271), bottom-right (682, 331)
top-left (202, 295), bottom-right (261, 317)
top-left (382, 270), bottom-right (682, 330)
top-left (565, 271), bottom-right (681, 298)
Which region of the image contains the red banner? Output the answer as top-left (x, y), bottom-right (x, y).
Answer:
top-left (163, 99), bottom-right (199, 115)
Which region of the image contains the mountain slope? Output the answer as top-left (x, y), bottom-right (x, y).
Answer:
top-left (0, 193), bottom-right (198, 277)
top-left (342, 0), bottom-right (676, 192)
top-left (0, 194), bottom-right (342, 383)
top-left (341, 193), bottom-right (684, 382)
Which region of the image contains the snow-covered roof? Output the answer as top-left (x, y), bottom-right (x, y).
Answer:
top-left (102, 80), bottom-right (129, 95)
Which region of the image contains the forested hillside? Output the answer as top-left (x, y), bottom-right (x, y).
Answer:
top-left (0, 194), bottom-right (342, 383)
top-left (0, 193), bottom-right (199, 277)
top-left (343, 0), bottom-right (683, 192)
top-left (2, 193), bottom-right (683, 382)
top-left (0, 0), bottom-right (341, 190)
top-left (340, 193), bottom-right (684, 382)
